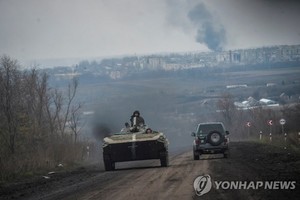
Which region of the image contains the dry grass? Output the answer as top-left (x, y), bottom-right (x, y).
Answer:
top-left (253, 132), bottom-right (300, 152)
top-left (0, 140), bottom-right (92, 183)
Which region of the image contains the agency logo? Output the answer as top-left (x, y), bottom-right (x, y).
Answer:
top-left (193, 174), bottom-right (296, 196)
top-left (193, 174), bottom-right (212, 196)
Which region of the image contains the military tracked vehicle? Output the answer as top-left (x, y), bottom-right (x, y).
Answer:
top-left (102, 125), bottom-right (169, 171)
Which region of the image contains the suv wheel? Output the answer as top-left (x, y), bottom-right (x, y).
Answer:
top-left (223, 150), bottom-right (230, 158)
top-left (207, 131), bottom-right (224, 146)
top-left (193, 151), bottom-right (200, 160)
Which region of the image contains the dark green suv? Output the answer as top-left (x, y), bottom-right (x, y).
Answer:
top-left (191, 122), bottom-right (230, 160)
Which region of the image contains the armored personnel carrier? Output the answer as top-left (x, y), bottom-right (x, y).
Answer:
top-left (102, 125), bottom-right (169, 171)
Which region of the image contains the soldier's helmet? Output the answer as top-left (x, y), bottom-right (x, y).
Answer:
top-left (133, 110), bottom-right (140, 117)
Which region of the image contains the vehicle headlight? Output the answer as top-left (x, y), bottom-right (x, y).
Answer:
top-left (158, 135), bottom-right (166, 143)
top-left (102, 141), bottom-right (109, 148)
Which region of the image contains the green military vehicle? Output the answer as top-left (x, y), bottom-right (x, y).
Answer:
top-left (102, 125), bottom-right (169, 171)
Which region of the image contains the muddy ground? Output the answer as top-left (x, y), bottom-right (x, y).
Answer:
top-left (1, 141), bottom-right (300, 200)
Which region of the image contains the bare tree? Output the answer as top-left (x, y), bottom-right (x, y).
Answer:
top-left (45, 88), bottom-right (63, 137)
top-left (69, 103), bottom-right (84, 143)
top-left (23, 69), bottom-right (50, 143)
top-left (57, 77), bottom-right (79, 137)
top-left (0, 56), bottom-right (87, 181)
top-left (0, 55), bottom-right (22, 154)
top-left (217, 93), bottom-right (236, 125)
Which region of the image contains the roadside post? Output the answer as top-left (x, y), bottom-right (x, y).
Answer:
top-left (284, 133), bottom-right (287, 142)
top-left (246, 122), bottom-right (251, 138)
top-left (259, 131), bottom-right (262, 141)
top-left (268, 120), bottom-right (273, 142)
top-left (86, 146), bottom-right (90, 159)
top-left (284, 133), bottom-right (287, 149)
top-left (279, 118), bottom-right (286, 135)
top-left (279, 118), bottom-right (287, 148)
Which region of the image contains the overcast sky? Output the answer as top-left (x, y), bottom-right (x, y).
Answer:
top-left (0, 0), bottom-right (300, 66)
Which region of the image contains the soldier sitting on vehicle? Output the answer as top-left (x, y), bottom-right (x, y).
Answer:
top-left (130, 110), bottom-right (145, 132)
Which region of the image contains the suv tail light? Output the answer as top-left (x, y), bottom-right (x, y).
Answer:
top-left (224, 138), bottom-right (228, 144)
top-left (195, 138), bottom-right (200, 145)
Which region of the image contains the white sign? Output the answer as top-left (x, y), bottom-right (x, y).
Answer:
top-left (246, 122), bottom-right (251, 127)
top-left (268, 120), bottom-right (273, 126)
top-left (279, 119), bottom-right (286, 125)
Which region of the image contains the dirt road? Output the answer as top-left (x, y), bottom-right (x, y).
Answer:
top-left (1, 142), bottom-right (300, 200)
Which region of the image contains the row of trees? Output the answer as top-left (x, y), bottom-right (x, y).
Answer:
top-left (0, 55), bottom-right (85, 181)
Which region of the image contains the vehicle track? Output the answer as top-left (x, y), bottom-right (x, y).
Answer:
top-left (60, 151), bottom-right (209, 200)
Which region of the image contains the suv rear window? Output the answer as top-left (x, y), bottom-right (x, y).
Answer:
top-left (197, 124), bottom-right (224, 135)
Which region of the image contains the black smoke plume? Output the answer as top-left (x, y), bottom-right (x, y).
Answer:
top-left (188, 3), bottom-right (226, 51)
